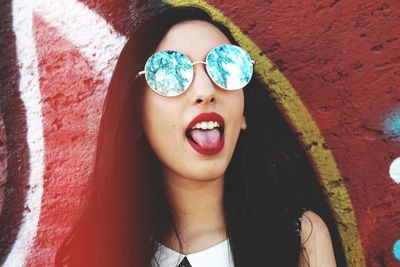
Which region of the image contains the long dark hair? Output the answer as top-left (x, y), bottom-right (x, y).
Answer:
top-left (56, 5), bottom-right (346, 267)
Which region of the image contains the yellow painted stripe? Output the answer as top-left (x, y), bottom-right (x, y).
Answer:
top-left (166, 0), bottom-right (366, 265)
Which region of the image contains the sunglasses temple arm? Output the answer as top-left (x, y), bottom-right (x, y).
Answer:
top-left (135, 70), bottom-right (146, 79)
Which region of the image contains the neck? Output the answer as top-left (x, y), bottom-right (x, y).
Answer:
top-left (162, 168), bottom-right (227, 251)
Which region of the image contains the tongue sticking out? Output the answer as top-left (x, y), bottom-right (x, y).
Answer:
top-left (190, 128), bottom-right (221, 150)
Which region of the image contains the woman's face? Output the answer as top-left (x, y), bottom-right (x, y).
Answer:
top-left (141, 20), bottom-right (247, 182)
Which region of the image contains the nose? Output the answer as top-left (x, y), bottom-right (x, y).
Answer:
top-left (190, 62), bottom-right (216, 105)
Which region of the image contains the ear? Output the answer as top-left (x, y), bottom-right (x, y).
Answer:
top-left (241, 115), bottom-right (247, 130)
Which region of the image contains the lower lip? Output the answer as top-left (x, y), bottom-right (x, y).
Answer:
top-left (186, 133), bottom-right (224, 155)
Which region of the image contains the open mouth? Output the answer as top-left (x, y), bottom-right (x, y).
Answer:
top-left (185, 113), bottom-right (225, 155)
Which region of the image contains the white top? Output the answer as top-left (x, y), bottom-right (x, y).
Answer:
top-left (151, 239), bottom-right (234, 267)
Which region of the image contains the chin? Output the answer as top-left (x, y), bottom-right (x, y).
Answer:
top-left (185, 165), bottom-right (227, 182)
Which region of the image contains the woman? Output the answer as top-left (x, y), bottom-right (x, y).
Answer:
top-left (56, 5), bottom-right (341, 267)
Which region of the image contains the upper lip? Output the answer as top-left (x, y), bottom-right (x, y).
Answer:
top-left (186, 112), bottom-right (225, 131)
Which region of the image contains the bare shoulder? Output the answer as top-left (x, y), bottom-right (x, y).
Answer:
top-left (299, 210), bottom-right (337, 267)
top-left (300, 210), bottom-right (330, 243)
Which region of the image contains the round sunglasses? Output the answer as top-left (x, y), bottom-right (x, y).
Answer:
top-left (136, 44), bottom-right (255, 97)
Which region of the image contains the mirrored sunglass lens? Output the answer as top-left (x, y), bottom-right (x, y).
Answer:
top-left (206, 45), bottom-right (253, 90)
top-left (145, 51), bottom-right (193, 96)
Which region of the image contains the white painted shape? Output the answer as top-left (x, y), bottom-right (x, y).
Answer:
top-left (389, 157), bottom-right (400, 184)
top-left (6, 1), bottom-right (45, 266)
top-left (8, 0), bottom-right (128, 265)
top-left (32, 0), bottom-right (127, 84)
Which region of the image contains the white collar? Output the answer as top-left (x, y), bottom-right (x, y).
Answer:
top-left (151, 239), bottom-right (234, 267)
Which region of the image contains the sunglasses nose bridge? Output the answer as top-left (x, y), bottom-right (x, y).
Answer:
top-left (190, 60), bottom-right (214, 86)
top-left (190, 60), bottom-right (213, 85)
top-left (191, 60), bottom-right (207, 67)
top-left (189, 61), bottom-right (218, 104)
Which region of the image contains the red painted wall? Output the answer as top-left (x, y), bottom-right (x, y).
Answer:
top-left (0, 0), bottom-right (399, 266)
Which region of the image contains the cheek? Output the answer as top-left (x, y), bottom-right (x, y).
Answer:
top-left (230, 91), bottom-right (245, 123)
top-left (142, 92), bottom-right (164, 138)
top-left (141, 91), bottom-right (180, 155)
top-left (229, 92), bottom-right (245, 146)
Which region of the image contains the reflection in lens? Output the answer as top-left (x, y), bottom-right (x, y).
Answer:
top-left (206, 45), bottom-right (253, 90)
top-left (145, 51), bottom-right (193, 96)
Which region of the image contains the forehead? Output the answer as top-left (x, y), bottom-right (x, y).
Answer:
top-left (155, 20), bottom-right (231, 60)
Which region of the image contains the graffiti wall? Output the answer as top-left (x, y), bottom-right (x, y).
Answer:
top-left (0, 0), bottom-right (399, 266)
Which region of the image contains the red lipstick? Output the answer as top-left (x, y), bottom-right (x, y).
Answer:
top-left (185, 112), bottom-right (225, 155)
